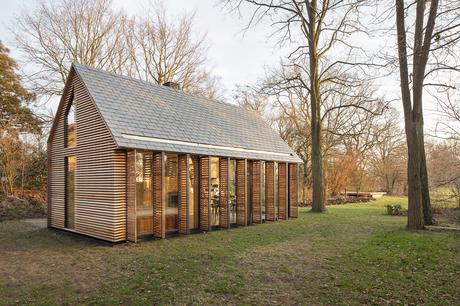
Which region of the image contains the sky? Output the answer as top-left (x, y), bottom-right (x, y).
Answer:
top-left (0, 0), bottom-right (452, 132)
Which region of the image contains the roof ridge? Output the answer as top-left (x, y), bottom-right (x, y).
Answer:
top-left (71, 62), bottom-right (248, 112)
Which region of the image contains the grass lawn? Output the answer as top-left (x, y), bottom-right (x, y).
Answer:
top-left (0, 197), bottom-right (458, 305)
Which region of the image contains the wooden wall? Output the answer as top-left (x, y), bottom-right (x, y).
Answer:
top-left (219, 158), bottom-right (230, 229)
top-left (236, 159), bottom-right (248, 226)
top-left (48, 70), bottom-right (127, 242)
top-left (278, 162), bottom-right (288, 220)
top-left (265, 161), bottom-right (275, 221)
top-left (199, 156), bottom-right (211, 231)
top-left (289, 163), bottom-right (299, 218)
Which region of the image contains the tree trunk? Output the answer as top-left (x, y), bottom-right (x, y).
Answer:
top-left (308, 0), bottom-right (326, 213)
top-left (419, 130), bottom-right (433, 224)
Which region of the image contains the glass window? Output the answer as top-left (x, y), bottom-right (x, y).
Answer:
top-left (65, 91), bottom-right (76, 148)
top-left (188, 156), bottom-right (200, 230)
top-left (165, 154), bottom-right (179, 232)
top-left (65, 156), bottom-right (76, 229)
top-left (210, 157), bottom-right (220, 226)
top-left (136, 152), bottom-right (153, 237)
top-left (261, 161), bottom-right (266, 221)
top-left (229, 159), bottom-right (237, 224)
top-left (274, 162), bottom-right (279, 220)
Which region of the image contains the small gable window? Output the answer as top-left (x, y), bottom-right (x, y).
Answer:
top-left (65, 91), bottom-right (76, 148)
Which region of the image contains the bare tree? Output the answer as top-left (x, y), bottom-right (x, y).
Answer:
top-left (126, 4), bottom-right (222, 99)
top-left (224, 0), bottom-right (385, 212)
top-left (13, 0), bottom-right (129, 97)
top-left (393, 0), bottom-right (460, 228)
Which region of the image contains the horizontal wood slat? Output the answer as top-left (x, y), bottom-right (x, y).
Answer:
top-left (236, 159), bottom-right (247, 226)
top-left (278, 162), bottom-right (288, 220)
top-left (219, 158), bottom-right (230, 229)
top-left (265, 161), bottom-right (275, 221)
top-left (200, 156), bottom-right (211, 231)
top-left (289, 163), bottom-right (299, 218)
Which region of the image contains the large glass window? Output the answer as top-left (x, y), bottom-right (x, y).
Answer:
top-left (188, 156), bottom-right (200, 230)
top-left (210, 157), bottom-right (220, 226)
top-left (261, 161), bottom-right (266, 222)
top-left (274, 162), bottom-right (279, 220)
top-left (65, 91), bottom-right (76, 148)
top-left (65, 156), bottom-right (76, 229)
top-left (165, 154), bottom-right (179, 233)
top-left (136, 152), bottom-right (153, 237)
top-left (229, 159), bottom-right (237, 224)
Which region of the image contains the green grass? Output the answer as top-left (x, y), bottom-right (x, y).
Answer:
top-left (0, 196), bottom-right (458, 305)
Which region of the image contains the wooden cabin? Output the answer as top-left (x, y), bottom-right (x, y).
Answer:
top-left (47, 63), bottom-right (302, 242)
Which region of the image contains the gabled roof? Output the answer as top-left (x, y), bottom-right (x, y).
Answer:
top-left (71, 63), bottom-right (302, 163)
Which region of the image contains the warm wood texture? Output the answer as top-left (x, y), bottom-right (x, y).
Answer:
top-left (199, 156), bottom-right (211, 231)
top-left (178, 154), bottom-right (189, 234)
top-left (251, 161), bottom-right (262, 224)
top-left (289, 163), bottom-right (299, 218)
top-left (219, 157), bottom-right (230, 229)
top-left (265, 161), bottom-right (275, 222)
top-left (278, 162), bottom-right (288, 220)
top-left (153, 152), bottom-right (165, 238)
top-left (48, 69), bottom-right (127, 242)
top-left (236, 159), bottom-right (248, 226)
top-left (126, 150), bottom-right (136, 242)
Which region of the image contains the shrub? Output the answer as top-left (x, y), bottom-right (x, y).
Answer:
top-left (385, 204), bottom-right (403, 216)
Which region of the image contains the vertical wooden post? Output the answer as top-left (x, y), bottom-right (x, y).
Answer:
top-left (200, 156), bottom-right (211, 231)
top-left (178, 154), bottom-right (189, 234)
top-left (289, 163), bottom-right (299, 218)
top-left (265, 161), bottom-right (275, 221)
top-left (252, 161), bottom-right (262, 223)
top-left (236, 159), bottom-right (248, 226)
top-left (219, 157), bottom-right (230, 229)
top-left (278, 162), bottom-right (288, 220)
top-left (126, 150), bottom-right (137, 242)
top-left (153, 152), bottom-right (165, 238)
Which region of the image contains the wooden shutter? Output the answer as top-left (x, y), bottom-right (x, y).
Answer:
top-left (153, 152), bottom-right (165, 238)
top-left (265, 161), bottom-right (275, 222)
top-left (199, 156), bottom-right (211, 231)
top-left (219, 158), bottom-right (230, 229)
top-left (278, 162), bottom-right (288, 220)
top-left (236, 159), bottom-right (248, 226)
top-left (289, 163), bottom-right (299, 218)
top-left (251, 161), bottom-right (262, 224)
top-left (178, 154), bottom-right (189, 234)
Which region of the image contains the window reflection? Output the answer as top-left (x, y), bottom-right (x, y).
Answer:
top-left (210, 157), bottom-right (220, 226)
top-left (65, 156), bottom-right (76, 229)
top-left (66, 92), bottom-right (76, 148)
top-left (165, 153), bottom-right (179, 232)
top-left (136, 152), bottom-right (153, 237)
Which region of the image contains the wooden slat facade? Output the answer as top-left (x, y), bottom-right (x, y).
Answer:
top-left (251, 161), bottom-right (262, 224)
top-left (153, 152), bottom-right (165, 238)
top-left (48, 67), bottom-right (302, 243)
top-left (199, 156), bottom-right (211, 231)
top-left (48, 70), bottom-right (127, 242)
top-left (265, 161), bottom-right (275, 221)
top-left (219, 158), bottom-right (230, 229)
top-left (178, 154), bottom-right (189, 234)
top-left (278, 162), bottom-right (288, 220)
top-left (289, 163), bottom-right (299, 218)
top-left (236, 159), bottom-right (248, 226)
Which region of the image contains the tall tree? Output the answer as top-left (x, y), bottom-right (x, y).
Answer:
top-left (0, 41), bottom-right (41, 195)
top-left (224, 0), bottom-right (381, 212)
top-left (395, 0), bottom-right (439, 229)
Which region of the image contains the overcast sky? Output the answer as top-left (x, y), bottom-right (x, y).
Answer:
top-left (0, 0), bottom-right (449, 131)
